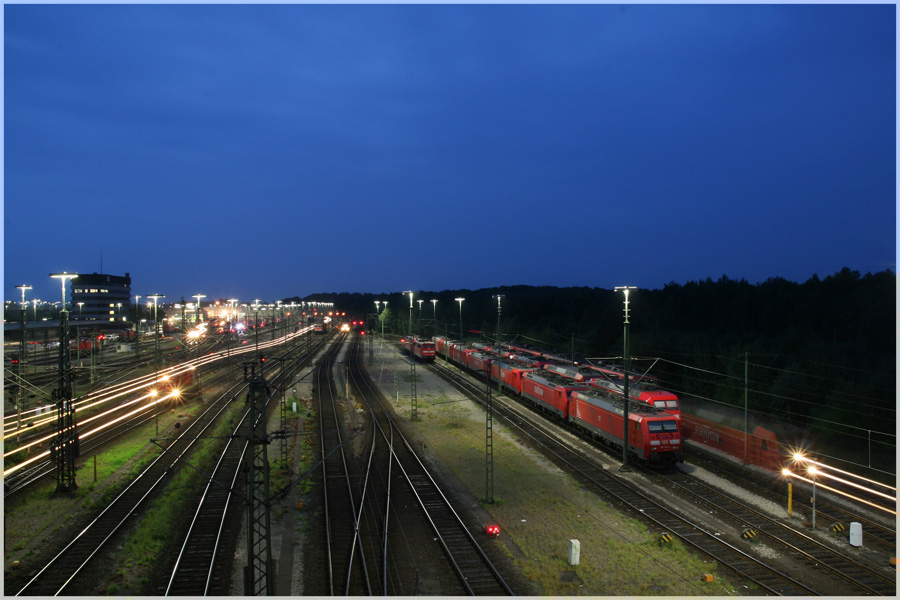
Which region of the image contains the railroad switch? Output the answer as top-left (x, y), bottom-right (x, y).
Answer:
top-left (830, 522), bottom-right (846, 534)
top-left (658, 532), bottom-right (672, 545)
top-left (741, 528), bottom-right (757, 541)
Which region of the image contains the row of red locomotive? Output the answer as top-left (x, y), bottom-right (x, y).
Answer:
top-left (400, 335), bottom-right (801, 472)
top-left (399, 336), bottom-right (682, 466)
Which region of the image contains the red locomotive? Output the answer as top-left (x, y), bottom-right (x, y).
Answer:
top-left (569, 391), bottom-right (682, 466)
top-left (400, 336), bottom-right (436, 362)
top-left (431, 336), bottom-right (683, 467)
top-left (678, 396), bottom-right (808, 472)
top-left (521, 370), bottom-right (589, 417)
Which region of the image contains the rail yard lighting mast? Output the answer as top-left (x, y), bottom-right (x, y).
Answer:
top-left (133, 294), bottom-right (142, 359)
top-left (430, 299), bottom-right (437, 337)
top-left (76, 302), bottom-right (85, 364)
top-left (455, 297), bottom-right (465, 342)
top-left (486, 294), bottom-right (505, 505)
top-left (614, 286), bottom-right (637, 472)
top-left (416, 299), bottom-right (424, 335)
top-left (15, 285), bottom-right (32, 434)
top-left (375, 301), bottom-right (381, 344)
top-left (16, 284), bottom-right (32, 360)
top-left (147, 294), bottom-right (165, 372)
top-left (193, 294), bottom-right (206, 323)
top-left (50, 272), bottom-right (78, 492)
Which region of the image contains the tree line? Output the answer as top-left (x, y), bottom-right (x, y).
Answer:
top-left (291, 267), bottom-right (896, 453)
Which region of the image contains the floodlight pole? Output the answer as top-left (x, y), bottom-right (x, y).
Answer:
top-left (50, 272), bottom-right (78, 493)
top-left (133, 295), bottom-right (141, 361)
top-left (614, 286), bottom-right (637, 472)
top-left (487, 294), bottom-right (505, 505)
top-left (407, 292), bottom-right (417, 420)
top-left (15, 285), bottom-right (32, 433)
top-left (455, 297), bottom-right (465, 343)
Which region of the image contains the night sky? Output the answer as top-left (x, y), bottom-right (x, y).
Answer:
top-left (4, 4), bottom-right (896, 306)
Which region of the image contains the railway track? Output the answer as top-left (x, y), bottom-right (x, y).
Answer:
top-left (348, 340), bottom-right (514, 596)
top-left (162, 332), bottom-right (323, 595)
top-left (426, 354), bottom-right (829, 595)
top-left (663, 471), bottom-right (897, 595)
top-left (684, 447), bottom-right (897, 555)
top-left (4, 330), bottom-right (307, 497)
top-left (13, 376), bottom-right (250, 596)
top-left (10, 329), bottom-right (314, 596)
top-left (319, 331), bottom-right (372, 595)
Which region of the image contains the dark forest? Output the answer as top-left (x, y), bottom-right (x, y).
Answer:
top-left (296, 267), bottom-right (896, 472)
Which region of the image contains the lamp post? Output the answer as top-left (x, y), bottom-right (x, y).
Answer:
top-left (50, 272), bottom-right (78, 492)
top-left (416, 299), bottom-right (424, 336)
top-left (430, 299), bottom-right (437, 338)
top-left (193, 294), bottom-right (206, 323)
top-left (492, 294), bottom-right (505, 396)
top-left (253, 300), bottom-right (261, 354)
top-left (455, 297), bottom-right (465, 342)
top-left (403, 291), bottom-right (414, 338)
top-left (147, 294), bottom-right (165, 374)
top-left (16, 284), bottom-right (32, 363)
top-left (133, 295), bottom-right (142, 360)
top-left (76, 302), bottom-right (84, 364)
top-left (614, 286), bottom-right (637, 472)
top-left (375, 301), bottom-right (382, 345)
top-left (15, 285), bottom-right (32, 435)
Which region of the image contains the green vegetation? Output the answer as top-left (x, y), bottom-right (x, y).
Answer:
top-left (111, 400), bottom-right (243, 591)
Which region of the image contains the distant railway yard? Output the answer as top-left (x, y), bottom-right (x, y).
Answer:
top-left (3, 323), bottom-right (897, 596)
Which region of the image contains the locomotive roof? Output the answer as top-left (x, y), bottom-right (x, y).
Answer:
top-left (572, 390), bottom-right (669, 418)
top-left (525, 370), bottom-right (590, 389)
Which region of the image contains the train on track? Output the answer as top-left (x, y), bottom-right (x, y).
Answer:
top-left (678, 396), bottom-right (809, 472)
top-left (429, 336), bottom-right (810, 472)
top-left (429, 337), bottom-right (683, 467)
top-left (498, 340), bottom-right (811, 471)
top-left (399, 336), bottom-right (436, 361)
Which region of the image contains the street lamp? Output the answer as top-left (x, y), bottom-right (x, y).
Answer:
top-left (253, 300), bottom-right (261, 353)
top-left (16, 284), bottom-right (32, 361)
top-left (416, 299), bottom-right (424, 335)
top-left (455, 297), bottom-right (465, 342)
top-left (614, 286), bottom-right (637, 472)
top-left (49, 272), bottom-right (78, 492)
top-left (403, 291), bottom-right (414, 338)
top-left (133, 295), bottom-right (142, 360)
top-left (76, 302), bottom-right (85, 364)
top-left (50, 272), bottom-right (78, 311)
top-left (14, 285), bottom-right (32, 432)
top-left (147, 294), bottom-right (165, 372)
top-left (430, 299), bottom-right (437, 337)
top-left (193, 294), bottom-right (206, 323)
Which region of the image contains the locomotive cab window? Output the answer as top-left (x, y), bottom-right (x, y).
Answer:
top-left (648, 420), bottom-right (678, 433)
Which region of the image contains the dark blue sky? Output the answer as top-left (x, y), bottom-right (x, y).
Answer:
top-left (4, 4), bottom-right (896, 305)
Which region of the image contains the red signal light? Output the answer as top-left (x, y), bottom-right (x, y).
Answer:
top-left (486, 525), bottom-right (500, 537)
